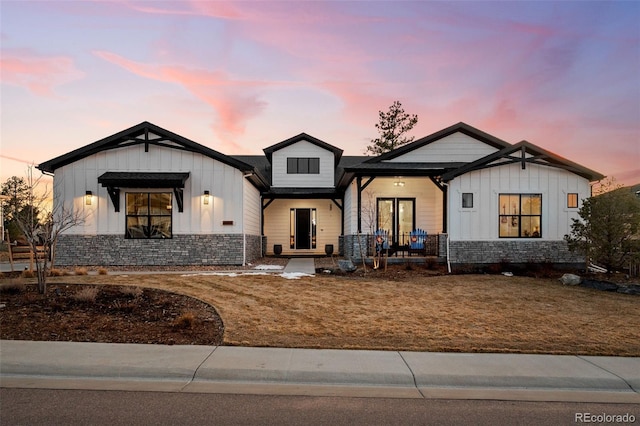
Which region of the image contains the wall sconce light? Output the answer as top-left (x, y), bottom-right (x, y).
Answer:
top-left (203, 190), bottom-right (210, 205)
top-left (85, 191), bottom-right (93, 205)
top-left (393, 181), bottom-right (405, 187)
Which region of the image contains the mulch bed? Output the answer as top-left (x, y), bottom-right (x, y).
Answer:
top-left (0, 283), bottom-right (224, 346)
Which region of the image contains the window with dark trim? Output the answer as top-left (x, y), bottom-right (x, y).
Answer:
top-left (287, 157), bottom-right (320, 174)
top-left (499, 194), bottom-right (541, 238)
top-left (567, 193), bottom-right (578, 209)
top-left (462, 193), bottom-right (474, 208)
top-left (126, 192), bottom-right (172, 239)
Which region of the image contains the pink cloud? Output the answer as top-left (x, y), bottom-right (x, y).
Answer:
top-left (0, 49), bottom-right (83, 97)
top-left (94, 50), bottom-right (268, 150)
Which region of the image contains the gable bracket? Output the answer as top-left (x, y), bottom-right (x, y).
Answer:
top-left (145, 127), bottom-right (150, 152)
top-left (262, 198), bottom-right (275, 210)
top-left (521, 145), bottom-right (526, 169)
top-left (173, 188), bottom-right (184, 212)
top-left (361, 176), bottom-right (376, 191)
top-left (331, 199), bottom-right (343, 210)
top-left (106, 187), bottom-right (120, 212)
top-left (429, 176), bottom-right (446, 192)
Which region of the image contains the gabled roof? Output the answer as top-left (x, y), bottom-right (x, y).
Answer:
top-left (441, 140), bottom-right (605, 182)
top-left (263, 133), bottom-right (343, 166)
top-left (365, 122), bottom-right (512, 163)
top-left (37, 121), bottom-right (257, 175)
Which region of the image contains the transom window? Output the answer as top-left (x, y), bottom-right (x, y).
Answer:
top-left (126, 192), bottom-right (172, 239)
top-left (499, 194), bottom-right (542, 238)
top-left (287, 157), bottom-right (320, 174)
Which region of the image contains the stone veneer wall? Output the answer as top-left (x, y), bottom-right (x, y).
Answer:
top-left (343, 233), bottom-right (582, 266)
top-left (447, 239), bottom-right (584, 265)
top-left (54, 234), bottom-right (263, 266)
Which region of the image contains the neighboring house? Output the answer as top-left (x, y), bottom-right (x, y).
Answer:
top-left (38, 121), bottom-right (604, 267)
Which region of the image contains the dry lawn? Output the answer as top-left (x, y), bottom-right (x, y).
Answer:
top-left (43, 270), bottom-right (640, 356)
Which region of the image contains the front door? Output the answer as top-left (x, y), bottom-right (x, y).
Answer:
top-left (290, 208), bottom-right (317, 250)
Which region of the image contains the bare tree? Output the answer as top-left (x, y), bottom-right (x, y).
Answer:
top-left (13, 166), bottom-right (86, 294)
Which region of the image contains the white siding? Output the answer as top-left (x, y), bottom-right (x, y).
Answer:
top-left (448, 163), bottom-right (591, 241)
top-left (263, 199), bottom-right (341, 255)
top-left (271, 141), bottom-right (335, 187)
top-left (387, 132), bottom-right (499, 163)
top-left (53, 144), bottom-right (249, 235)
top-left (243, 178), bottom-right (261, 235)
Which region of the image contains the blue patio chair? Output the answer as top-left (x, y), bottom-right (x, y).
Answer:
top-left (408, 228), bottom-right (427, 256)
top-left (373, 229), bottom-right (390, 254)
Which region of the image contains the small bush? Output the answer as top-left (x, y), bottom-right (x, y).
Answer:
top-left (121, 286), bottom-right (143, 298)
top-left (21, 270), bottom-right (35, 278)
top-left (74, 267), bottom-right (89, 276)
top-left (49, 268), bottom-right (68, 277)
top-left (425, 258), bottom-right (438, 270)
top-left (173, 312), bottom-right (196, 329)
top-left (73, 286), bottom-right (99, 303)
top-left (97, 268), bottom-right (108, 275)
top-left (0, 281), bottom-right (26, 294)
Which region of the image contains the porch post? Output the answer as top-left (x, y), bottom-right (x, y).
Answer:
top-left (442, 184), bottom-right (448, 233)
top-left (357, 176), bottom-right (362, 233)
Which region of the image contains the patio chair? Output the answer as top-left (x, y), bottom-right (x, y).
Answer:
top-left (373, 229), bottom-right (390, 254)
top-left (408, 228), bottom-right (427, 256)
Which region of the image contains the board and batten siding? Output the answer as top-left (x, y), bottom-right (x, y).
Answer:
top-left (342, 177), bottom-right (444, 235)
top-left (243, 178), bottom-right (261, 236)
top-left (385, 132), bottom-right (499, 163)
top-left (54, 144), bottom-right (248, 235)
top-left (447, 162), bottom-right (590, 241)
top-left (263, 199), bottom-right (341, 255)
top-left (271, 141), bottom-right (335, 187)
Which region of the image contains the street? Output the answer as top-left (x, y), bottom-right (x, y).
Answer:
top-left (1, 389), bottom-right (638, 425)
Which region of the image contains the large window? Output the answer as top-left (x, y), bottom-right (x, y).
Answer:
top-left (287, 157), bottom-right (320, 174)
top-left (499, 194), bottom-right (541, 238)
top-left (126, 193), bottom-right (172, 239)
top-left (377, 198), bottom-right (415, 244)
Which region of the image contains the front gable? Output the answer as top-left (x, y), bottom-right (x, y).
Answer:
top-left (366, 122), bottom-right (512, 164)
top-left (263, 133), bottom-right (343, 188)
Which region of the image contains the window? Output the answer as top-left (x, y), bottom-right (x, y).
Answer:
top-left (377, 198), bottom-right (415, 244)
top-left (567, 193), bottom-right (578, 209)
top-left (126, 192), bottom-right (172, 239)
top-left (287, 157), bottom-right (320, 174)
top-left (499, 194), bottom-right (541, 238)
top-left (462, 193), bottom-right (474, 208)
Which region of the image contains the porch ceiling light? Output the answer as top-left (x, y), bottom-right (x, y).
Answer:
top-left (203, 190), bottom-right (210, 205)
top-left (393, 181), bottom-right (405, 187)
top-left (85, 191), bottom-right (93, 205)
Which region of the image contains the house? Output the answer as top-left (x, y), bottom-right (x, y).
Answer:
top-left (37, 121), bottom-right (604, 267)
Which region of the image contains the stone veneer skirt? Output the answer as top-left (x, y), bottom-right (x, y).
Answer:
top-left (54, 234), bottom-right (262, 266)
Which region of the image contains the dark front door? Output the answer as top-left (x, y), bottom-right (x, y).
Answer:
top-left (295, 208), bottom-right (311, 249)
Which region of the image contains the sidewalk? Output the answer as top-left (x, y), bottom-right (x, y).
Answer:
top-left (1, 340), bottom-right (639, 402)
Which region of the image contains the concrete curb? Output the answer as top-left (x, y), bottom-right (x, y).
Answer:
top-left (1, 340), bottom-right (639, 402)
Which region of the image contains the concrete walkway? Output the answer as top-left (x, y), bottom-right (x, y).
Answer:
top-left (283, 258), bottom-right (316, 275)
top-left (1, 340), bottom-right (639, 402)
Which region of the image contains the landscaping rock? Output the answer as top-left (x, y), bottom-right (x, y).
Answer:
top-left (580, 279), bottom-right (619, 292)
top-left (338, 259), bottom-right (357, 273)
top-left (559, 273), bottom-right (582, 286)
top-left (617, 284), bottom-right (640, 295)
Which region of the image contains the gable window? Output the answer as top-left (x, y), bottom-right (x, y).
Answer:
top-left (287, 157), bottom-right (320, 174)
top-left (567, 193), bottom-right (579, 209)
top-left (499, 194), bottom-right (541, 238)
top-left (462, 193), bottom-right (474, 208)
top-left (126, 192), bottom-right (172, 239)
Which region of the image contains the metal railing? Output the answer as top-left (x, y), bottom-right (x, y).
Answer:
top-left (359, 233), bottom-right (439, 257)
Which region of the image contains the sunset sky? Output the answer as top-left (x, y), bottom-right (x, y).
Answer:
top-left (1, 1), bottom-right (639, 186)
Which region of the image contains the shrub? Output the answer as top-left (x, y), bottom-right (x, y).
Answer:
top-left (21, 270), bottom-right (35, 279)
top-left (121, 286), bottom-right (143, 298)
top-left (74, 267), bottom-right (89, 276)
top-left (0, 281), bottom-right (26, 294)
top-left (97, 268), bottom-right (108, 275)
top-left (425, 258), bottom-right (438, 270)
top-left (49, 268), bottom-right (67, 277)
top-left (173, 312), bottom-right (196, 329)
top-left (73, 286), bottom-right (99, 303)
